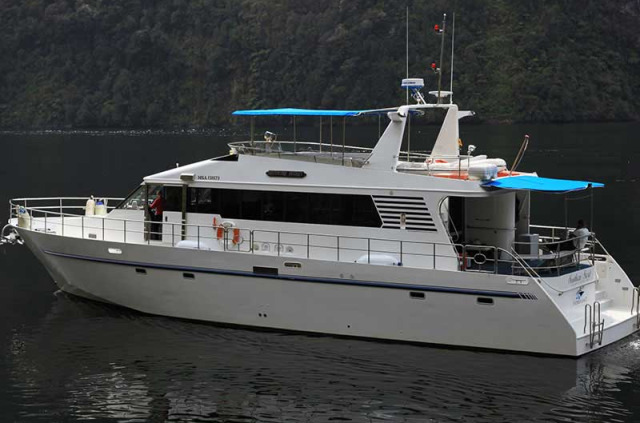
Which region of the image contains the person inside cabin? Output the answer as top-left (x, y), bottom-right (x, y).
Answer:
top-left (149, 191), bottom-right (164, 240)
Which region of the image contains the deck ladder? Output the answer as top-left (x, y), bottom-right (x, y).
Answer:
top-left (631, 287), bottom-right (640, 328)
top-left (584, 301), bottom-right (604, 348)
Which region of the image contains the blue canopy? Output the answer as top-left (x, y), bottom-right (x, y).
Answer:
top-left (232, 108), bottom-right (364, 117)
top-left (483, 175), bottom-right (604, 193)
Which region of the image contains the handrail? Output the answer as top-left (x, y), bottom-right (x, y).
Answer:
top-left (229, 140), bottom-right (477, 165)
top-left (9, 197), bottom-right (605, 280)
top-left (10, 197), bottom-right (124, 202)
top-left (591, 301), bottom-right (604, 347)
top-left (10, 201), bottom-right (460, 268)
top-left (229, 140), bottom-right (374, 152)
top-left (505, 246), bottom-right (560, 292)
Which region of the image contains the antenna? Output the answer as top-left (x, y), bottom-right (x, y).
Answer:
top-left (436, 13), bottom-right (446, 104)
top-left (450, 12), bottom-right (455, 104)
top-left (406, 6), bottom-right (409, 104)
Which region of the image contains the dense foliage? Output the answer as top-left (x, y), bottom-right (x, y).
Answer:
top-left (0, 0), bottom-right (638, 128)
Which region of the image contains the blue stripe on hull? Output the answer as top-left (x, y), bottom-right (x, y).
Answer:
top-left (43, 249), bottom-right (526, 299)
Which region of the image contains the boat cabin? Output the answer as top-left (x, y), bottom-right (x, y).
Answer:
top-left (110, 96), bottom-right (601, 277)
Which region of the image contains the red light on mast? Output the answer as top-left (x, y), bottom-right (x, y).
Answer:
top-left (434, 24), bottom-right (440, 32)
top-left (431, 62), bottom-right (437, 70)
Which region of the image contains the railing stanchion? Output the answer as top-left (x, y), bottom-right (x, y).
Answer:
top-left (124, 220), bottom-right (127, 243)
top-left (102, 216), bottom-right (105, 240)
top-left (463, 245), bottom-right (467, 271)
top-left (400, 241), bottom-right (403, 264)
top-left (337, 236), bottom-right (340, 261)
top-left (172, 223), bottom-right (175, 246)
top-left (277, 232), bottom-right (281, 257)
top-left (307, 234), bottom-right (310, 259)
top-left (197, 226), bottom-right (200, 250)
top-left (44, 211), bottom-right (47, 233)
top-left (368, 238), bottom-right (371, 264)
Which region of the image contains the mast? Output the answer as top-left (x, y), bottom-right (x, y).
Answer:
top-left (449, 12), bottom-right (455, 104)
top-left (406, 6), bottom-right (409, 104)
top-left (436, 13), bottom-right (446, 104)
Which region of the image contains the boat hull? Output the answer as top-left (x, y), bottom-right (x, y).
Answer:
top-left (16, 227), bottom-right (638, 357)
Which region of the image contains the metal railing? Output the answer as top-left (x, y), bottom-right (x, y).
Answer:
top-left (511, 230), bottom-right (597, 276)
top-left (8, 198), bottom-right (603, 279)
top-left (228, 140), bottom-right (480, 175)
top-left (228, 141), bottom-right (374, 167)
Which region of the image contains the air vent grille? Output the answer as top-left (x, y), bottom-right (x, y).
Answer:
top-left (372, 195), bottom-right (437, 232)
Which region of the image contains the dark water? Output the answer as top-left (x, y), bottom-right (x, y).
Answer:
top-left (1, 122), bottom-right (640, 422)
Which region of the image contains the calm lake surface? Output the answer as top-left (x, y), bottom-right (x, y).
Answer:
top-left (1, 122), bottom-right (640, 422)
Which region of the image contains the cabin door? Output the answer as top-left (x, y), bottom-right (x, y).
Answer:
top-left (162, 211), bottom-right (182, 245)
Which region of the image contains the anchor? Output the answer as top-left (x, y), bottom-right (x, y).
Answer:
top-left (1, 224), bottom-right (23, 246)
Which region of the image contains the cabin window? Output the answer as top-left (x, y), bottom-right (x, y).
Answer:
top-left (163, 186), bottom-right (182, 212)
top-left (284, 191), bottom-right (308, 223)
top-left (116, 185), bottom-right (146, 210)
top-left (186, 188), bottom-right (382, 228)
top-left (189, 187), bottom-right (216, 214)
top-left (263, 191), bottom-right (285, 221)
top-left (117, 185), bottom-right (182, 212)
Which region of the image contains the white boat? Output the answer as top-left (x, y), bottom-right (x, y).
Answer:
top-left (3, 80), bottom-right (638, 356)
top-left (3, 17), bottom-right (638, 356)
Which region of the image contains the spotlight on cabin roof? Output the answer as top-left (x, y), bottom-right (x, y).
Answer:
top-left (428, 90), bottom-right (453, 99)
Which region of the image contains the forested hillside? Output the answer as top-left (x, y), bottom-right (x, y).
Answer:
top-left (0, 0), bottom-right (638, 128)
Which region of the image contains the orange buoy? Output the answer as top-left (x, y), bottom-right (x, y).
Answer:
top-left (232, 228), bottom-right (241, 245)
top-left (214, 217), bottom-right (224, 240)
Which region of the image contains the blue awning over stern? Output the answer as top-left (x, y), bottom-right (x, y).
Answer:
top-left (483, 175), bottom-right (604, 193)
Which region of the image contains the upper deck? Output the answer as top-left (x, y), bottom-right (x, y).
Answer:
top-left (228, 140), bottom-right (477, 177)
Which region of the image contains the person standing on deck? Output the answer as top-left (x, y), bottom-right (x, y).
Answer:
top-left (149, 191), bottom-right (164, 240)
top-left (571, 219), bottom-right (590, 250)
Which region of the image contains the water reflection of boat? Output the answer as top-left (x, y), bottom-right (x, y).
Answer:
top-left (3, 16), bottom-right (639, 357)
top-left (9, 293), bottom-right (638, 422)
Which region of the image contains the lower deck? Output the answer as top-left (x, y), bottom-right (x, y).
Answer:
top-left (7, 198), bottom-right (601, 279)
